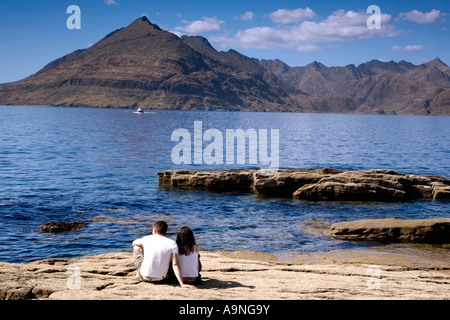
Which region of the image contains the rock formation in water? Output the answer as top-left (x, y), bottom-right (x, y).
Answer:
top-left (330, 218), bottom-right (450, 243)
top-left (40, 221), bottom-right (87, 233)
top-left (158, 168), bottom-right (450, 201)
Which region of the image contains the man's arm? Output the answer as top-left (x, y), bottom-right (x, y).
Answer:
top-left (132, 238), bottom-right (143, 249)
top-left (172, 253), bottom-right (196, 289)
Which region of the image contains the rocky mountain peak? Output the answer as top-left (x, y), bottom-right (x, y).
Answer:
top-left (0, 17), bottom-right (448, 115)
top-left (308, 61), bottom-right (327, 70)
top-left (426, 57), bottom-right (448, 70)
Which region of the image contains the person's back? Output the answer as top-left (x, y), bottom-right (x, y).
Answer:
top-left (178, 245), bottom-right (200, 280)
top-left (139, 234), bottom-right (177, 280)
top-left (175, 226), bottom-right (203, 284)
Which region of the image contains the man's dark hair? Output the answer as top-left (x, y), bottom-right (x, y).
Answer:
top-left (153, 221), bottom-right (168, 235)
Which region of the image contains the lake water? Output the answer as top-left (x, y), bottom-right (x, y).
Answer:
top-left (0, 106), bottom-right (449, 263)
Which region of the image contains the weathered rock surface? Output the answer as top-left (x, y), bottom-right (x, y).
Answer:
top-left (158, 168), bottom-right (450, 201)
top-left (40, 221), bottom-right (87, 233)
top-left (1, 250), bottom-right (449, 300)
top-left (158, 169), bottom-right (255, 192)
top-left (330, 218), bottom-right (450, 243)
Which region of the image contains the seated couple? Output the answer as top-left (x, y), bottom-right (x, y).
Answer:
top-left (132, 221), bottom-right (202, 289)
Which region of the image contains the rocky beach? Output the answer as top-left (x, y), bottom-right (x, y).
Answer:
top-left (1, 246), bottom-right (449, 300)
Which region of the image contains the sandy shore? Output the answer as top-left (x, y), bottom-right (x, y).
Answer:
top-left (1, 245), bottom-right (449, 300)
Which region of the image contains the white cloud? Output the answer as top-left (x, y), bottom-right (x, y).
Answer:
top-left (219, 9), bottom-right (398, 51)
top-left (174, 17), bottom-right (225, 34)
top-left (392, 45), bottom-right (426, 52)
top-left (104, 0), bottom-right (118, 5)
top-left (296, 44), bottom-right (321, 52)
top-left (236, 12), bottom-right (255, 21)
top-left (170, 30), bottom-right (183, 38)
top-left (267, 7), bottom-right (317, 24)
top-left (398, 9), bottom-right (446, 24)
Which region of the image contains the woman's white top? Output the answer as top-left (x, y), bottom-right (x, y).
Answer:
top-left (178, 247), bottom-right (199, 278)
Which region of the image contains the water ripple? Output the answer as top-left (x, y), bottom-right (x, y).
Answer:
top-left (0, 106), bottom-right (449, 263)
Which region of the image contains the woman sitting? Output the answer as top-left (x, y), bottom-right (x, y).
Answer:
top-left (176, 226), bottom-right (203, 285)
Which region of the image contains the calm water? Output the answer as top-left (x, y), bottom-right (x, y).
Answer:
top-left (0, 106), bottom-right (449, 263)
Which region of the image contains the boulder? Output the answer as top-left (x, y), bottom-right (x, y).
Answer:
top-left (293, 181), bottom-right (408, 201)
top-left (293, 170), bottom-right (421, 201)
top-left (330, 218), bottom-right (450, 243)
top-left (158, 170), bottom-right (255, 192)
top-left (250, 170), bottom-right (327, 197)
top-left (40, 221), bottom-right (87, 233)
top-left (431, 183), bottom-right (450, 200)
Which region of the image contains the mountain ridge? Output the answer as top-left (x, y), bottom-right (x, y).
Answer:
top-left (0, 17), bottom-right (449, 115)
top-left (262, 56), bottom-right (450, 115)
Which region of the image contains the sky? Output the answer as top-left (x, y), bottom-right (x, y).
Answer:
top-left (0, 0), bottom-right (449, 84)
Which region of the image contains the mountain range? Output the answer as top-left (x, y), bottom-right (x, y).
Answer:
top-left (0, 16), bottom-right (449, 115)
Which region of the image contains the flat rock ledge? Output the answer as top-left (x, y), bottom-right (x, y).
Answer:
top-left (40, 221), bottom-right (87, 233)
top-left (158, 168), bottom-right (450, 201)
top-left (330, 218), bottom-right (450, 244)
top-left (1, 250), bottom-right (449, 300)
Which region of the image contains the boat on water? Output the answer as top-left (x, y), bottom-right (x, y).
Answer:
top-left (133, 108), bottom-right (155, 114)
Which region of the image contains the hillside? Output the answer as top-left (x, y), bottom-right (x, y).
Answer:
top-left (0, 17), bottom-right (301, 112)
top-left (261, 58), bottom-right (450, 115)
top-left (0, 16), bottom-right (449, 115)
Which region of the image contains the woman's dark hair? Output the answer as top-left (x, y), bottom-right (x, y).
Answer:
top-left (176, 226), bottom-right (196, 256)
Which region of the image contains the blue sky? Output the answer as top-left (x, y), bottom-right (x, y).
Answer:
top-left (0, 0), bottom-right (449, 83)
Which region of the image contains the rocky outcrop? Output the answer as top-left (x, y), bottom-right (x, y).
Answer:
top-left (158, 169), bottom-right (450, 201)
top-left (1, 250), bottom-right (449, 300)
top-left (330, 218), bottom-right (450, 244)
top-left (431, 183), bottom-right (450, 200)
top-left (158, 169), bottom-right (255, 193)
top-left (292, 170), bottom-right (450, 201)
top-left (40, 221), bottom-right (87, 233)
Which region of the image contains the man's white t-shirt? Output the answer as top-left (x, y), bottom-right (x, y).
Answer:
top-left (139, 234), bottom-right (178, 279)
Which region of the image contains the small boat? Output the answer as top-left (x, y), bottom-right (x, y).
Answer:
top-left (134, 108), bottom-right (144, 114)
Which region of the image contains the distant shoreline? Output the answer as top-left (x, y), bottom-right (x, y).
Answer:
top-left (2, 104), bottom-right (450, 117)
